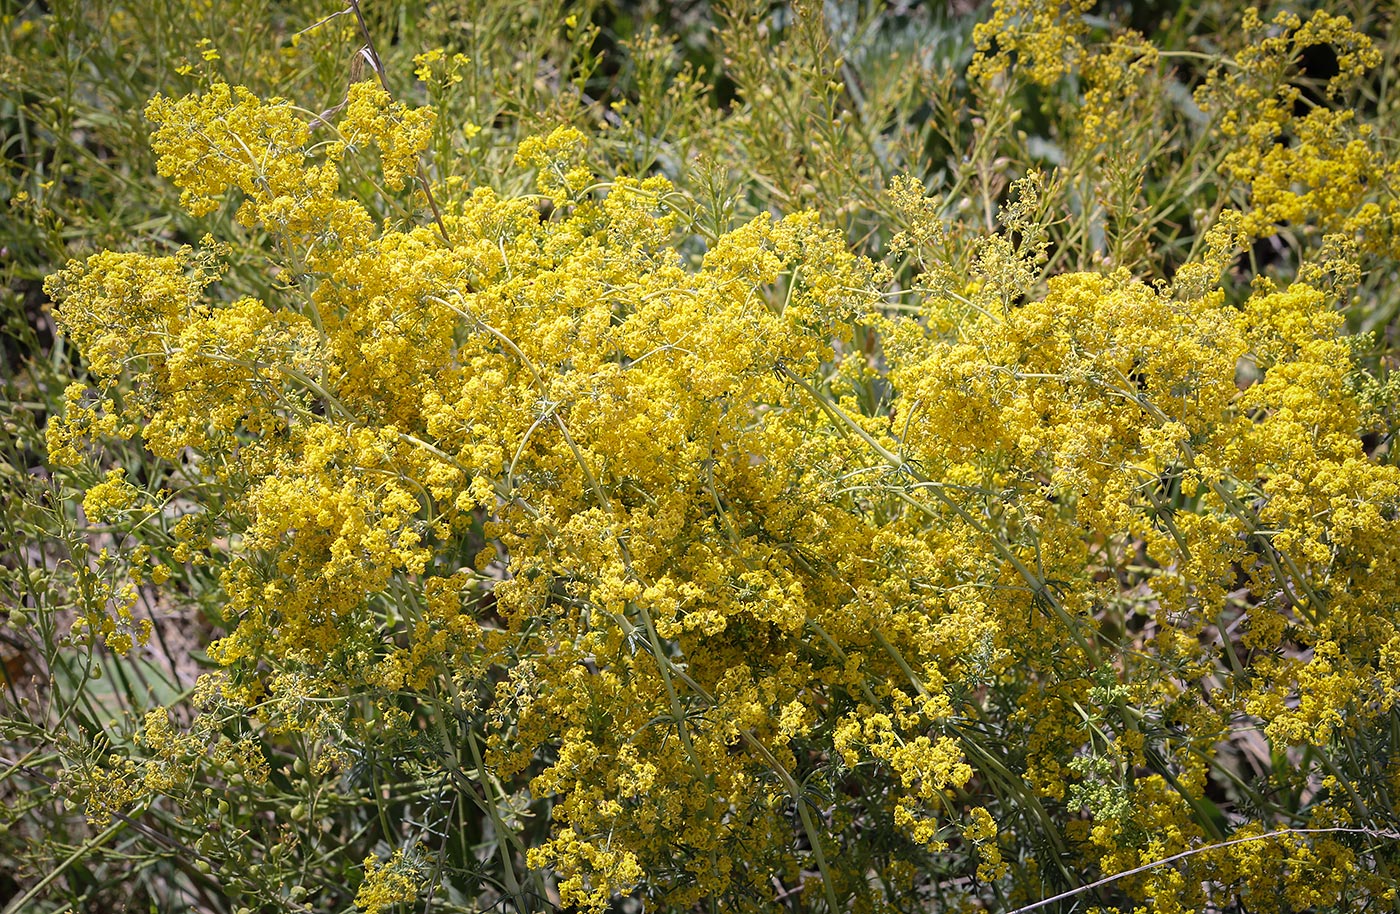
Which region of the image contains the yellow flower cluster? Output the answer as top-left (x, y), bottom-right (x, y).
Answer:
top-left (341, 81), bottom-right (436, 192)
top-left (354, 849), bottom-right (423, 914)
top-left (45, 10), bottom-right (1400, 901)
top-left (968, 0), bottom-right (1094, 89)
top-left (1195, 9), bottom-right (1397, 256)
top-left (1074, 32), bottom-right (1161, 155)
top-left (80, 468), bottom-right (139, 522)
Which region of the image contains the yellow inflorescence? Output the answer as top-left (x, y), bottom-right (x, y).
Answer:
top-left (44, 3), bottom-right (1400, 908)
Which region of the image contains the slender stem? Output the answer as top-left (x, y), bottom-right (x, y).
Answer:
top-left (1005, 827), bottom-right (1400, 914)
top-left (346, 0), bottom-right (454, 250)
top-left (463, 727), bottom-right (530, 909)
top-left (1, 819), bottom-right (128, 914)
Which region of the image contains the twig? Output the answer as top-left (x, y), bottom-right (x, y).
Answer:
top-left (345, 0), bottom-right (454, 249)
top-left (1005, 827), bottom-right (1400, 914)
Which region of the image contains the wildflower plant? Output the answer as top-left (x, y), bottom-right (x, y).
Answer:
top-left (6, 1), bottom-right (1400, 912)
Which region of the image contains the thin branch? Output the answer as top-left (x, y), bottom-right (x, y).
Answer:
top-left (1006, 827), bottom-right (1400, 914)
top-left (345, 0), bottom-right (454, 250)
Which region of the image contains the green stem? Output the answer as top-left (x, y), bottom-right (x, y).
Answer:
top-left (1, 818), bottom-right (129, 914)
